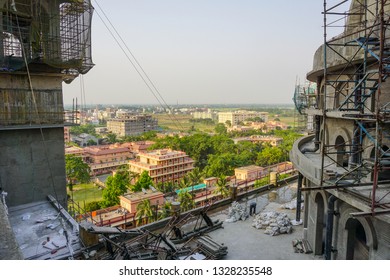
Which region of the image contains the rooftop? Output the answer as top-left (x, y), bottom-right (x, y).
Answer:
top-left (7, 196), bottom-right (83, 260)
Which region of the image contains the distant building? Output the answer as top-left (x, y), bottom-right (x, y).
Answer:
top-left (227, 125), bottom-right (254, 133)
top-left (234, 165), bottom-right (265, 181)
top-left (71, 133), bottom-right (98, 147)
top-left (192, 109), bottom-right (218, 121)
top-left (64, 127), bottom-right (71, 143)
top-left (84, 144), bottom-right (134, 176)
top-left (129, 149), bottom-right (195, 184)
top-left (233, 135), bottom-right (283, 147)
top-left (218, 110), bottom-right (268, 125)
top-left (120, 190), bottom-right (164, 214)
top-left (107, 114), bottom-right (158, 137)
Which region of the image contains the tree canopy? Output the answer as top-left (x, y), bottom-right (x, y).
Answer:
top-left (65, 155), bottom-right (91, 186)
top-left (131, 171), bottom-right (154, 192)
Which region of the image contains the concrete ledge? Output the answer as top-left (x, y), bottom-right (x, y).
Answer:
top-left (290, 135), bottom-right (322, 185)
top-left (0, 200), bottom-right (23, 260)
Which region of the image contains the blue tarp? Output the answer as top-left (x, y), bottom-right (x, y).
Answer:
top-left (175, 183), bottom-right (206, 194)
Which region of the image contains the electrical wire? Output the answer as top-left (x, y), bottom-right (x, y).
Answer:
top-left (14, 12), bottom-right (61, 209)
top-left (92, 0), bottom-right (185, 131)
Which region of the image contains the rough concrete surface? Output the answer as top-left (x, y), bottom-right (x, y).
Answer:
top-left (206, 187), bottom-right (322, 260)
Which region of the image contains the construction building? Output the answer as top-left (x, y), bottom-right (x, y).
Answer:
top-left (107, 113), bottom-right (158, 137)
top-left (0, 0), bottom-right (94, 260)
top-left (290, 0), bottom-right (390, 260)
top-left (0, 0), bottom-right (93, 208)
top-left (218, 110), bottom-right (268, 125)
top-left (128, 149), bottom-right (194, 185)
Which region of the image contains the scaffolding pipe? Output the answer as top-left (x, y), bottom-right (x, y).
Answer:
top-left (325, 195), bottom-right (337, 260)
top-left (296, 173), bottom-right (303, 222)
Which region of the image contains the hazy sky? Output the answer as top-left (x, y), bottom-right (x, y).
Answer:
top-left (62, 0), bottom-right (330, 106)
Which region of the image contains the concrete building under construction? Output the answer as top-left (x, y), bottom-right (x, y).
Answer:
top-left (0, 0), bottom-right (94, 259)
top-left (291, 0), bottom-right (390, 260)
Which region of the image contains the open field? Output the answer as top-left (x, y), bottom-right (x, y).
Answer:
top-left (68, 183), bottom-right (103, 206)
top-left (155, 114), bottom-right (216, 133)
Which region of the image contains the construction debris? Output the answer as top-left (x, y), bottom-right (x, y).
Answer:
top-left (225, 201), bottom-right (249, 223)
top-left (251, 211), bottom-right (293, 236)
top-left (292, 239), bottom-right (313, 254)
top-left (196, 236), bottom-right (228, 259)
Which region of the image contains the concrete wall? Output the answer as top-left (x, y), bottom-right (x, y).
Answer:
top-left (0, 128), bottom-right (67, 207)
top-left (0, 74), bottom-right (63, 125)
top-left (304, 187), bottom-right (390, 260)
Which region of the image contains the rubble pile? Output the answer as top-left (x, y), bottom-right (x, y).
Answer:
top-left (292, 239), bottom-right (313, 254)
top-left (225, 201), bottom-right (249, 223)
top-left (251, 211), bottom-right (292, 236)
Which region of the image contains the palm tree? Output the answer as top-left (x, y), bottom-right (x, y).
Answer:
top-left (187, 167), bottom-right (203, 186)
top-left (214, 175), bottom-right (229, 198)
top-left (135, 199), bottom-right (154, 226)
top-left (158, 201), bottom-right (172, 220)
top-left (177, 190), bottom-right (195, 212)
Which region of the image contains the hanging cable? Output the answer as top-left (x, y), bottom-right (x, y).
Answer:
top-left (92, 0), bottom-right (185, 131)
top-left (14, 12), bottom-right (61, 209)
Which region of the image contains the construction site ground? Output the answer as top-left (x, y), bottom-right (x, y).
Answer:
top-left (202, 184), bottom-right (322, 260)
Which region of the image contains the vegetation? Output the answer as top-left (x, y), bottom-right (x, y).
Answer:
top-left (101, 170), bottom-right (130, 207)
top-left (177, 190), bottom-right (195, 212)
top-left (214, 175), bottom-right (229, 198)
top-left (67, 183), bottom-right (102, 206)
top-left (65, 154), bottom-right (91, 191)
top-left (135, 199), bottom-right (155, 225)
top-left (70, 124), bottom-right (99, 137)
top-left (131, 171), bottom-right (154, 192)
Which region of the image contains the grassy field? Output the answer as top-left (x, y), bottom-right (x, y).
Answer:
top-left (68, 183), bottom-right (103, 207)
top-left (155, 114), bottom-right (216, 133)
top-left (155, 113), bottom-right (298, 133)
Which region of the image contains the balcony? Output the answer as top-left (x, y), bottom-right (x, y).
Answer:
top-left (291, 135), bottom-right (390, 220)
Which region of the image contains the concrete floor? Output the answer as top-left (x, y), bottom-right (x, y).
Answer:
top-left (204, 184), bottom-right (322, 260)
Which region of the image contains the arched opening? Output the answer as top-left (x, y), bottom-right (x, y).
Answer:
top-left (314, 192), bottom-right (325, 255)
top-left (345, 218), bottom-right (369, 260)
top-left (370, 145), bottom-right (390, 180)
top-left (335, 135), bottom-right (348, 167)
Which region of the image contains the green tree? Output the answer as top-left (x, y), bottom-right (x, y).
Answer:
top-left (158, 201), bottom-right (172, 220)
top-left (106, 132), bottom-right (117, 143)
top-left (225, 120), bottom-right (232, 127)
top-left (214, 123), bottom-right (227, 134)
top-left (101, 171), bottom-right (129, 207)
top-left (256, 146), bottom-right (284, 166)
top-left (187, 167), bottom-right (203, 186)
top-left (85, 201), bottom-right (102, 212)
top-left (178, 175), bottom-right (191, 190)
top-left (177, 190), bottom-right (195, 212)
top-left (204, 153), bottom-right (237, 177)
top-left (132, 171), bottom-right (153, 192)
top-left (214, 175), bottom-right (230, 198)
top-left (65, 155), bottom-right (91, 190)
top-left (135, 199), bottom-right (154, 225)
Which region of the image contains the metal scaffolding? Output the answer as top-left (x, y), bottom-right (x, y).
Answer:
top-left (0, 0), bottom-right (94, 82)
top-left (320, 0), bottom-right (390, 214)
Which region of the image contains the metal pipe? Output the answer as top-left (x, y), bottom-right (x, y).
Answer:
top-left (296, 173), bottom-right (303, 222)
top-left (325, 195), bottom-right (337, 260)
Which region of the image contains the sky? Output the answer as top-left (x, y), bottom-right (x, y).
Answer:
top-left (62, 0), bottom-right (333, 106)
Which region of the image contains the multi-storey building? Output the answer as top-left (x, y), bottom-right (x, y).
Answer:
top-left (218, 110), bottom-right (268, 125)
top-left (84, 144), bottom-right (134, 176)
top-left (128, 149), bottom-right (194, 185)
top-left (290, 0), bottom-right (390, 260)
top-left (107, 114), bottom-right (158, 137)
top-left (192, 109), bottom-right (218, 121)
